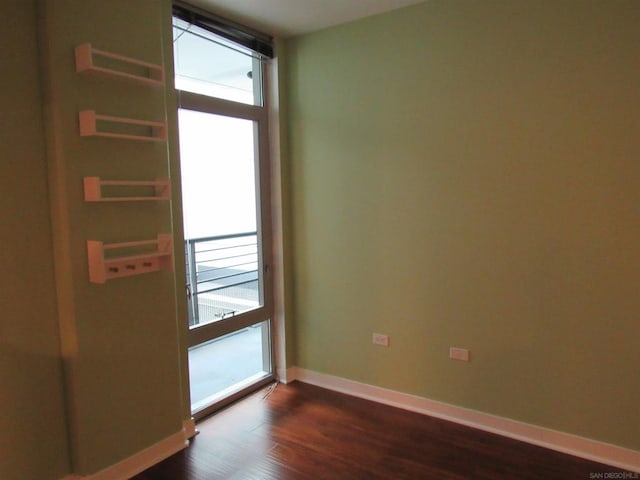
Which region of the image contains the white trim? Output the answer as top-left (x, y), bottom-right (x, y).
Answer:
top-left (276, 366), bottom-right (287, 381)
top-left (70, 429), bottom-right (188, 480)
top-left (183, 417), bottom-right (198, 439)
top-left (278, 366), bottom-right (297, 384)
top-left (294, 367), bottom-right (640, 474)
top-left (267, 50), bottom-right (289, 392)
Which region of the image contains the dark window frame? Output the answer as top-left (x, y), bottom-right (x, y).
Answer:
top-left (173, 2), bottom-right (274, 58)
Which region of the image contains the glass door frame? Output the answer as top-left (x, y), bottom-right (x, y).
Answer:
top-left (177, 86), bottom-right (276, 418)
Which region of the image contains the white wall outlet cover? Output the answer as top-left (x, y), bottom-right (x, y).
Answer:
top-left (450, 347), bottom-right (470, 361)
top-left (372, 333), bottom-right (389, 347)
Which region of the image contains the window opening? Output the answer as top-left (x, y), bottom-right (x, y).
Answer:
top-left (173, 6), bottom-right (275, 418)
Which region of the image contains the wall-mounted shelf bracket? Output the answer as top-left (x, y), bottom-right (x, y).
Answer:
top-left (75, 43), bottom-right (164, 86)
top-left (79, 110), bottom-right (167, 142)
top-left (87, 234), bottom-right (173, 284)
top-left (83, 177), bottom-right (170, 202)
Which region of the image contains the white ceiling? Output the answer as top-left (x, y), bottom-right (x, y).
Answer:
top-left (186, 0), bottom-right (427, 38)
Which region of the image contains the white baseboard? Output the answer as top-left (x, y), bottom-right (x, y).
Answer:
top-left (183, 417), bottom-right (198, 439)
top-left (64, 428), bottom-right (188, 480)
top-left (293, 367), bottom-right (640, 474)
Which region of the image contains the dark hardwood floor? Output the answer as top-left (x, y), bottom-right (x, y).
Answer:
top-left (134, 381), bottom-right (628, 479)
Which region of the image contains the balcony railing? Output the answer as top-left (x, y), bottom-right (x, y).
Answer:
top-left (185, 232), bottom-right (260, 327)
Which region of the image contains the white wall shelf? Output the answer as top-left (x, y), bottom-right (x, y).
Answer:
top-left (79, 110), bottom-right (167, 142)
top-left (83, 177), bottom-right (170, 202)
top-left (87, 234), bottom-right (173, 284)
top-left (75, 43), bottom-right (164, 86)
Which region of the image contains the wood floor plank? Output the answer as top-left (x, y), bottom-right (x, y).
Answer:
top-left (133, 381), bottom-right (630, 479)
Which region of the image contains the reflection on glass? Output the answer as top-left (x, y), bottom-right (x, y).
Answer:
top-left (178, 110), bottom-right (263, 328)
top-left (173, 18), bottom-right (262, 105)
top-left (188, 321), bottom-right (271, 412)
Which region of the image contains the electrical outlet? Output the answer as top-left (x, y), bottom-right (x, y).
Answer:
top-left (372, 333), bottom-right (389, 347)
top-left (449, 347), bottom-right (470, 362)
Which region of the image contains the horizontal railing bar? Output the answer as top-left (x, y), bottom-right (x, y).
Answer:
top-left (196, 261), bottom-right (258, 274)
top-left (196, 246), bottom-right (256, 256)
top-left (194, 242), bottom-right (257, 254)
top-left (196, 253), bottom-right (257, 264)
top-left (196, 268), bottom-right (258, 284)
top-left (194, 246), bottom-right (256, 257)
top-left (197, 278), bottom-right (257, 291)
top-left (197, 279), bottom-right (259, 295)
top-left (196, 267), bottom-right (257, 278)
top-left (186, 231), bottom-right (257, 243)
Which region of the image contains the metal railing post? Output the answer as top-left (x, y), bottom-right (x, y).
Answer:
top-left (185, 238), bottom-right (200, 326)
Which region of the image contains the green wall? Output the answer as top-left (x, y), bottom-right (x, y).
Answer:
top-left (38, 0), bottom-right (185, 474)
top-left (286, 0), bottom-right (640, 451)
top-left (0, 2), bottom-right (70, 479)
